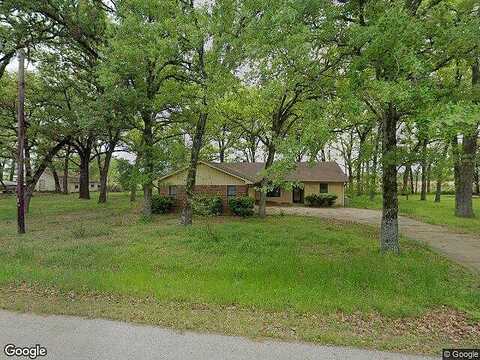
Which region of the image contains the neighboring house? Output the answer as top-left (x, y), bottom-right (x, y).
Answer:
top-left (35, 170), bottom-right (101, 193)
top-left (158, 161), bottom-right (348, 209)
top-left (0, 180), bottom-right (16, 193)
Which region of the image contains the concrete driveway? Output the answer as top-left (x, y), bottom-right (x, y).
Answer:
top-left (0, 310), bottom-right (435, 360)
top-left (267, 206), bottom-right (480, 273)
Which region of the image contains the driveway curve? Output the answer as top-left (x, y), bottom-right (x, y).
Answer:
top-left (267, 206), bottom-right (480, 273)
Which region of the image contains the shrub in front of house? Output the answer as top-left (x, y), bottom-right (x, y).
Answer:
top-left (151, 195), bottom-right (175, 214)
top-left (193, 195), bottom-right (223, 216)
top-left (228, 196), bottom-right (255, 217)
top-left (305, 193), bottom-right (337, 207)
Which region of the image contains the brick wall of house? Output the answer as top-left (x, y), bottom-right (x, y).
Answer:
top-left (159, 184), bottom-right (249, 213)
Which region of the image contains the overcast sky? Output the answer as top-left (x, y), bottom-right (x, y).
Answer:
top-left (6, 56), bottom-right (36, 72)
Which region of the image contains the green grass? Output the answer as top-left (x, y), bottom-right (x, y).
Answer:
top-left (349, 194), bottom-right (480, 234)
top-left (0, 193), bottom-right (479, 354)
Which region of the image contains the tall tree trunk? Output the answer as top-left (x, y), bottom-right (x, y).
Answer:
top-left (475, 168), bottom-right (480, 195)
top-left (63, 146), bottom-right (70, 194)
top-left (435, 178), bottom-right (442, 203)
top-left (98, 141), bottom-right (116, 204)
top-left (420, 146), bottom-right (427, 201)
top-left (181, 112), bottom-right (208, 225)
top-left (380, 104), bottom-right (399, 253)
top-left (73, 137), bottom-right (95, 200)
top-left (250, 145), bottom-right (256, 163)
top-left (356, 135), bottom-right (367, 196)
top-left (409, 166), bottom-right (414, 194)
top-left (402, 164), bottom-right (410, 193)
top-left (51, 166), bottom-right (61, 193)
top-left (25, 149), bottom-right (32, 185)
top-left (355, 159), bottom-right (362, 196)
top-left (413, 168), bottom-right (420, 194)
top-left (180, 39), bottom-right (209, 225)
top-left (9, 159), bottom-right (15, 181)
top-left (142, 115), bottom-right (154, 217)
top-left (426, 164), bottom-right (431, 194)
top-left (435, 144), bottom-right (449, 203)
top-left (365, 159), bottom-right (370, 196)
top-left (130, 184), bottom-right (136, 202)
top-left (218, 140), bottom-right (225, 163)
top-left (0, 160), bottom-right (4, 181)
top-left (78, 149), bottom-right (91, 200)
top-left (247, 135), bottom-right (257, 162)
top-left (453, 61), bottom-right (479, 217)
top-left (474, 165), bottom-right (480, 195)
top-left (347, 161), bottom-right (353, 192)
top-left (453, 133), bottom-right (477, 218)
top-left (143, 183), bottom-right (152, 215)
top-left (369, 122), bottom-right (381, 201)
top-left (258, 146), bottom-right (275, 218)
top-left (420, 139), bottom-right (428, 201)
top-left (98, 167), bottom-right (109, 203)
top-left (98, 156), bottom-right (112, 203)
top-left (130, 156), bottom-right (139, 202)
top-left (474, 61), bottom-right (480, 197)
top-left (16, 49), bottom-right (26, 234)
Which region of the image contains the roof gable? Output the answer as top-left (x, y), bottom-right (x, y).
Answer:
top-left (158, 161), bottom-right (252, 184)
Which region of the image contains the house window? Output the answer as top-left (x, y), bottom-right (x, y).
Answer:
top-left (90, 183), bottom-right (95, 188)
top-left (75, 184), bottom-right (79, 189)
top-left (227, 185), bottom-right (237, 197)
top-left (319, 183), bottom-right (329, 193)
top-left (169, 185), bottom-right (177, 197)
top-left (267, 187), bottom-right (281, 197)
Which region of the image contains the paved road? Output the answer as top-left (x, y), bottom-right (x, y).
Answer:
top-left (267, 206), bottom-right (480, 273)
top-left (0, 310), bottom-right (435, 360)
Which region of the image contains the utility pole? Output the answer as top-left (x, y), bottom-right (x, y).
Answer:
top-left (16, 49), bottom-right (26, 234)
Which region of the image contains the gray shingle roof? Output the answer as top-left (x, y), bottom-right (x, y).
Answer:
top-left (208, 161), bottom-right (348, 183)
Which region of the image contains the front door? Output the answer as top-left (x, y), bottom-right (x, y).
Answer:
top-left (292, 187), bottom-right (304, 204)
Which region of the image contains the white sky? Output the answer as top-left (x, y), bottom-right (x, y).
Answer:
top-left (6, 56), bottom-right (36, 72)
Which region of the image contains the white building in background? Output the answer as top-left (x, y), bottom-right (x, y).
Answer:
top-left (0, 180), bottom-right (16, 193)
top-left (35, 170), bottom-right (100, 193)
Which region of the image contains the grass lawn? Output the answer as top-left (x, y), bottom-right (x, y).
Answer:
top-left (350, 194), bottom-right (480, 234)
top-left (0, 193), bottom-right (479, 354)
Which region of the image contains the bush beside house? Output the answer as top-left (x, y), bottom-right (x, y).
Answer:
top-left (151, 193), bottom-right (254, 217)
top-left (151, 195), bottom-right (175, 214)
top-left (228, 196), bottom-right (255, 217)
top-left (305, 193), bottom-right (337, 207)
top-left (193, 195), bottom-right (223, 216)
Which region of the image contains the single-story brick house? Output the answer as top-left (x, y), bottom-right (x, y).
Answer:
top-left (158, 161), bottom-right (348, 209)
